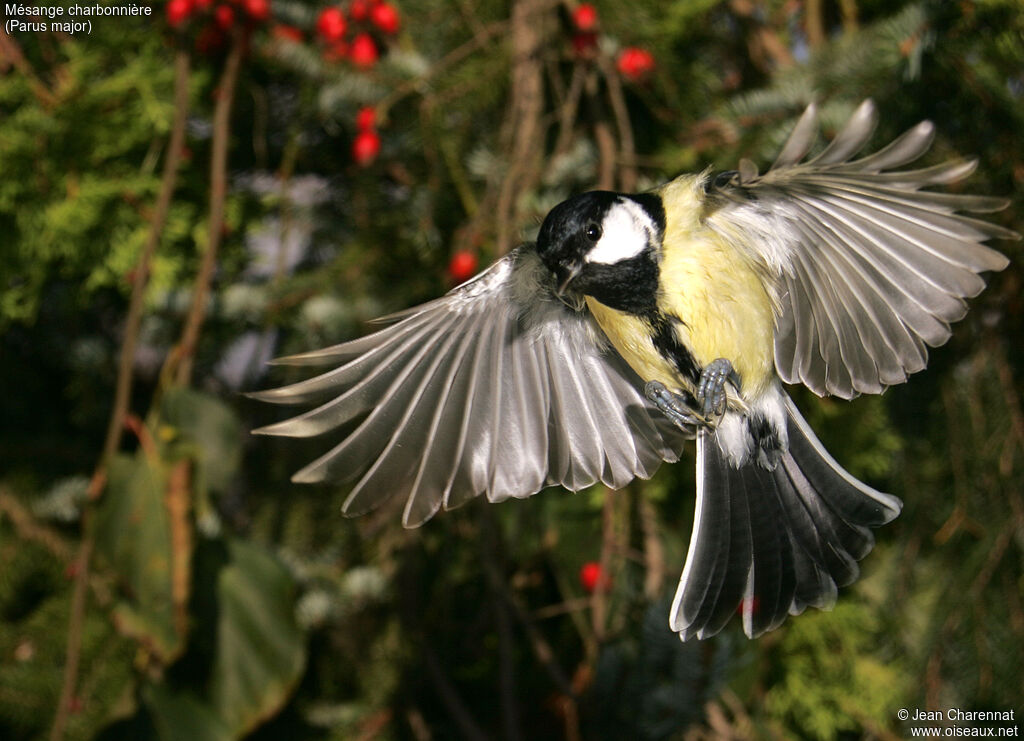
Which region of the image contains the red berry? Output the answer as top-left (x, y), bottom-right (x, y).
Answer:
top-left (355, 106), bottom-right (376, 130)
top-left (166, 0), bottom-right (193, 27)
top-left (370, 1), bottom-right (399, 34)
top-left (349, 0), bottom-right (369, 21)
top-left (194, 0), bottom-right (212, 10)
top-left (447, 250), bottom-right (479, 284)
top-left (352, 129), bottom-right (381, 166)
top-left (316, 7), bottom-right (347, 43)
top-left (572, 3), bottom-right (598, 31)
top-left (579, 561), bottom-right (608, 594)
top-left (244, 0), bottom-right (270, 22)
top-left (272, 24), bottom-right (303, 42)
top-left (616, 47), bottom-right (655, 81)
top-left (214, 4), bottom-right (234, 29)
top-left (349, 33), bottom-right (378, 68)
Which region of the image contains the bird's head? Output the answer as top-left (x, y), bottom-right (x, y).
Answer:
top-left (536, 190), bottom-right (665, 314)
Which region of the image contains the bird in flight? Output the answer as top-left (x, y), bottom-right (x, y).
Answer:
top-left (251, 100), bottom-right (1015, 639)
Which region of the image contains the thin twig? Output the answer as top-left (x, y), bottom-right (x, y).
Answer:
top-left (593, 119), bottom-right (616, 191)
top-left (422, 646), bottom-right (490, 741)
top-left (597, 56), bottom-right (637, 192)
top-left (49, 49), bottom-right (192, 741)
top-left (0, 32), bottom-right (56, 106)
top-left (101, 48), bottom-right (192, 472)
top-left (166, 461), bottom-right (193, 641)
top-left (455, 0), bottom-right (488, 38)
top-left (637, 488), bottom-right (666, 600)
top-left (552, 63), bottom-right (586, 159)
top-left (377, 19), bottom-right (510, 119)
top-left (839, 0), bottom-right (859, 33)
top-left (173, 36), bottom-right (244, 386)
top-left (495, 0), bottom-right (550, 253)
top-left (804, 0), bottom-right (826, 48)
top-left (590, 487), bottom-right (615, 644)
top-left (0, 487), bottom-right (72, 561)
top-left (992, 340), bottom-right (1024, 450)
top-left (48, 542), bottom-right (92, 741)
top-left (729, 0), bottom-right (794, 71)
top-left (482, 559), bottom-right (578, 698)
top-left (479, 509), bottom-right (523, 741)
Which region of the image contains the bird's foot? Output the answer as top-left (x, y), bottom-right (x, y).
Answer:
top-left (696, 358), bottom-right (741, 423)
top-left (645, 381), bottom-right (703, 433)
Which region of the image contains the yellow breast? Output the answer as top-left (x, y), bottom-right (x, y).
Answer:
top-left (589, 176), bottom-right (777, 399)
top-left (585, 298), bottom-right (681, 388)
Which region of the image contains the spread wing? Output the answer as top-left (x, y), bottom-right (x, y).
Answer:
top-left (250, 246), bottom-right (690, 527)
top-left (706, 99), bottom-right (1017, 399)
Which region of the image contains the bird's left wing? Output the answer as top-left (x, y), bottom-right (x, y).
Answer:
top-left (705, 100), bottom-right (1016, 399)
top-left (251, 246), bottom-right (690, 526)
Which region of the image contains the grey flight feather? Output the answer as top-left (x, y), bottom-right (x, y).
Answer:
top-left (707, 99), bottom-right (1017, 399)
top-left (250, 247), bottom-right (691, 527)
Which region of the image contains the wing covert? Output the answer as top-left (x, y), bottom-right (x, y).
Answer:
top-left (251, 246), bottom-right (690, 526)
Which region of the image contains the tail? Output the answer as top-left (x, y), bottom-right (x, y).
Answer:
top-left (670, 393), bottom-right (901, 640)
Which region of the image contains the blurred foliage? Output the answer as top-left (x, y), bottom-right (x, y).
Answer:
top-left (1, 0), bottom-right (1022, 740)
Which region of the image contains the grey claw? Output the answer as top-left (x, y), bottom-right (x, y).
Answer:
top-left (696, 358), bottom-right (740, 423)
top-left (645, 380), bottom-right (702, 433)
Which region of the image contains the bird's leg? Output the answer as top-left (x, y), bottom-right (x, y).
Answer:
top-left (645, 381), bottom-right (703, 433)
top-left (696, 358), bottom-right (741, 423)
top-left (646, 360), bottom-right (741, 432)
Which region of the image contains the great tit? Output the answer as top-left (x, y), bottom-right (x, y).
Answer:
top-left (252, 100), bottom-right (1016, 640)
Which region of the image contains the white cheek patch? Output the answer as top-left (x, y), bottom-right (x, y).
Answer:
top-left (585, 199), bottom-right (657, 265)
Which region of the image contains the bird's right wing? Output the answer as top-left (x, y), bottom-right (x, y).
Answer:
top-left (250, 246), bottom-right (690, 527)
top-left (706, 100), bottom-right (1017, 399)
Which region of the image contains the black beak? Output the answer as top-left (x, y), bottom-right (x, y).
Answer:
top-left (556, 262), bottom-right (582, 296)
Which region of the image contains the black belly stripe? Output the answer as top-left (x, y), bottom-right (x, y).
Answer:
top-left (649, 313), bottom-right (701, 386)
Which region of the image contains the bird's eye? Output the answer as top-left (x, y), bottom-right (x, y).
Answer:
top-left (585, 223), bottom-right (602, 242)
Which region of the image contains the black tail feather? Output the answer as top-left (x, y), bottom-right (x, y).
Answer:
top-left (670, 395), bottom-right (901, 640)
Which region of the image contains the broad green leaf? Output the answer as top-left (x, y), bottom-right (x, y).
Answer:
top-left (93, 452), bottom-right (183, 661)
top-left (211, 538), bottom-right (306, 737)
top-left (145, 684), bottom-right (232, 741)
top-left (160, 388), bottom-right (243, 497)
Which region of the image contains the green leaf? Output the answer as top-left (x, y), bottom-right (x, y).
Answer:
top-left (211, 538), bottom-right (306, 737)
top-left (160, 388), bottom-right (243, 497)
top-left (94, 451), bottom-right (182, 661)
top-left (145, 684), bottom-right (232, 741)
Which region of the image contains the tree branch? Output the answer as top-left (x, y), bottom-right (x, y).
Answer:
top-left (495, 0), bottom-right (550, 254)
top-left (378, 19), bottom-right (510, 120)
top-left (0, 487), bottom-right (72, 561)
top-left (589, 488), bottom-right (616, 643)
top-left (173, 36), bottom-right (244, 386)
top-left (839, 0), bottom-right (859, 33)
top-left (597, 57), bottom-right (637, 192)
top-left (422, 646), bottom-right (490, 741)
top-left (0, 32), bottom-right (56, 107)
top-left (48, 48), bottom-right (192, 741)
top-left (637, 488), bottom-right (666, 600)
top-left (805, 0), bottom-right (826, 49)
